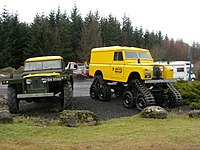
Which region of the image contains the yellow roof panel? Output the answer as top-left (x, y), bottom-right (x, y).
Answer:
top-left (92, 46), bottom-right (149, 52)
top-left (25, 56), bottom-right (63, 62)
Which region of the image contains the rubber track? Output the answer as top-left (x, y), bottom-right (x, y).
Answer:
top-left (166, 83), bottom-right (182, 106)
top-left (127, 79), bottom-right (155, 106)
top-left (91, 76), bottom-right (111, 100)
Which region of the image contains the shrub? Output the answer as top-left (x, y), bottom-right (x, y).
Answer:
top-left (173, 81), bottom-right (200, 109)
top-left (190, 102), bottom-right (200, 110)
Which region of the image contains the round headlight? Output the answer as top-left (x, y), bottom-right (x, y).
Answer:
top-left (159, 66), bottom-right (164, 71)
top-left (41, 78), bottom-right (47, 84)
top-left (26, 79), bottom-right (32, 85)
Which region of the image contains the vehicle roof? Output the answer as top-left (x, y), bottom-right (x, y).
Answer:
top-left (91, 46), bottom-right (149, 52)
top-left (156, 61), bottom-right (191, 65)
top-left (25, 56), bottom-right (63, 62)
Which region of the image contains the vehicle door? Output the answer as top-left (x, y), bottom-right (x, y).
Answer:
top-left (111, 51), bottom-right (124, 79)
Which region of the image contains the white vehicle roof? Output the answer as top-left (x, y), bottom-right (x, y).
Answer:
top-left (156, 61), bottom-right (193, 66)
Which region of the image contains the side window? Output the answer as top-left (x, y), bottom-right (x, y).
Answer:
top-left (125, 51), bottom-right (138, 58)
top-left (177, 68), bottom-right (184, 72)
top-left (74, 64), bottom-right (78, 69)
top-left (114, 52), bottom-right (123, 61)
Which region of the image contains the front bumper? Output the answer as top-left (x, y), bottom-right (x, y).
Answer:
top-left (17, 93), bottom-right (54, 99)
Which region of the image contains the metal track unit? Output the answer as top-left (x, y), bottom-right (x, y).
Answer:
top-left (145, 82), bottom-right (182, 108)
top-left (126, 79), bottom-right (155, 110)
top-left (166, 83), bottom-right (182, 107)
top-left (90, 76), bottom-right (111, 102)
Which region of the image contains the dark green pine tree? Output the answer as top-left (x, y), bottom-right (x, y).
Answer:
top-left (80, 11), bottom-right (102, 62)
top-left (0, 9), bottom-right (27, 68)
top-left (55, 9), bottom-right (73, 62)
top-left (150, 31), bottom-right (166, 61)
top-left (14, 22), bottom-right (30, 67)
top-left (143, 29), bottom-right (150, 49)
top-left (100, 14), bottom-right (121, 46)
top-left (26, 13), bottom-right (48, 57)
top-left (70, 4), bottom-right (83, 60)
top-left (133, 27), bottom-right (144, 48)
top-left (121, 14), bottom-right (134, 46)
top-left (157, 31), bottom-right (163, 47)
top-left (0, 8), bottom-right (12, 68)
top-left (100, 17), bottom-right (109, 46)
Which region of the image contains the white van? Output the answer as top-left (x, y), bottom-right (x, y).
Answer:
top-left (156, 61), bottom-right (196, 81)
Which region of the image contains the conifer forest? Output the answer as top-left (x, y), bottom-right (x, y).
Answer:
top-left (0, 6), bottom-right (200, 69)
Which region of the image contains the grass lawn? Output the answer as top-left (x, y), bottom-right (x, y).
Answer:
top-left (0, 113), bottom-right (199, 150)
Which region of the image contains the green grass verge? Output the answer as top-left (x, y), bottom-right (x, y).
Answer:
top-left (0, 114), bottom-right (199, 150)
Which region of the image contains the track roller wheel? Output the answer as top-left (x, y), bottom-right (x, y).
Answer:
top-left (98, 86), bottom-right (111, 101)
top-left (114, 83), bottom-right (124, 97)
top-left (90, 85), bottom-right (98, 99)
top-left (123, 91), bottom-right (134, 108)
top-left (135, 94), bottom-right (147, 111)
top-left (164, 93), bottom-right (177, 108)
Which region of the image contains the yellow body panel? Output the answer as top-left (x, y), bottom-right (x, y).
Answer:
top-left (162, 66), bottom-right (173, 79)
top-left (89, 46), bottom-right (173, 82)
top-left (25, 56), bottom-right (63, 62)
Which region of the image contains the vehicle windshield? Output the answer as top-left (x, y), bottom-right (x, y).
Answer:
top-left (125, 51), bottom-right (152, 60)
top-left (24, 60), bottom-right (61, 71)
top-left (186, 67), bottom-right (193, 74)
top-left (138, 52), bottom-right (151, 59)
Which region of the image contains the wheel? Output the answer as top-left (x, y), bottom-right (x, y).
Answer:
top-left (93, 75), bottom-right (111, 101)
top-left (7, 85), bottom-right (19, 113)
top-left (60, 81), bottom-right (73, 111)
top-left (98, 86), bottom-right (109, 101)
top-left (122, 91), bottom-right (134, 108)
top-left (90, 85), bottom-right (98, 99)
top-left (114, 83), bottom-right (124, 97)
top-left (135, 94), bottom-right (147, 111)
top-left (164, 93), bottom-right (176, 108)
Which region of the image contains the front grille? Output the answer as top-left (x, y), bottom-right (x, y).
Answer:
top-left (153, 66), bottom-right (162, 78)
top-left (26, 77), bottom-right (47, 92)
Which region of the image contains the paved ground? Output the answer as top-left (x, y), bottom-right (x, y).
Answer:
top-left (0, 78), bottom-right (139, 120)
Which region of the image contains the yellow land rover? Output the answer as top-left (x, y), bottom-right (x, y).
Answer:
top-left (89, 46), bottom-right (182, 110)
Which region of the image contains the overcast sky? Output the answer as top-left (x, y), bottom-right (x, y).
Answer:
top-left (0, 0), bottom-right (200, 45)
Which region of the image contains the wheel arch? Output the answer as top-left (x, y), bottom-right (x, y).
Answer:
top-left (127, 72), bottom-right (141, 82)
top-left (94, 70), bottom-right (103, 78)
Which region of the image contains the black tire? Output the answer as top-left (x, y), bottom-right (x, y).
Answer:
top-left (122, 91), bottom-right (134, 108)
top-left (114, 83), bottom-right (124, 97)
top-left (60, 81), bottom-right (73, 111)
top-left (7, 85), bottom-right (19, 113)
top-left (165, 93), bottom-right (176, 108)
top-left (90, 85), bottom-right (98, 99)
top-left (98, 86), bottom-right (111, 101)
top-left (92, 75), bottom-right (111, 102)
top-left (135, 94), bottom-right (147, 111)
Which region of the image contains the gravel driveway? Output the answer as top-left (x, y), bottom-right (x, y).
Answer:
top-left (0, 78), bottom-right (139, 120)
